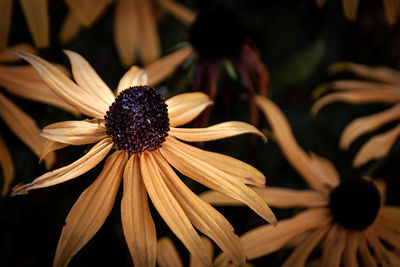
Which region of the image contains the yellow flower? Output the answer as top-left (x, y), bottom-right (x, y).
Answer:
top-left (12, 50), bottom-right (276, 267)
top-left (61, 0), bottom-right (195, 66)
top-left (0, 44), bottom-right (76, 196)
top-left (0, 0), bottom-right (49, 48)
top-left (315, 0), bottom-right (400, 25)
top-left (202, 96), bottom-right (400, 266)
top-left (311, 62), bottom-right (400, 167)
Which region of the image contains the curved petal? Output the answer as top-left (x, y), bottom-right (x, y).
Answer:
top-left (353, 124), bottom-right (400, 167)
top-left (121, 156), bottom-right (156, 267)
top-left (156, 237), bottom-right (183, 267)
top-left (256, 95), bottom-right (332, 192)
top-left (166, 92), bottom-right (213, 127)
top-left (42, 120), bottom-right (107, 145)
top-left (157, 0), bottom-right (195, 25)
top-left (59, 11), bottom-right (81, 43)
top-left (160, 138), bottom-right (276, 225)
top-left (0, 43), bottom-right (36, 62)
top-left (320, 225), bottom-right (346, 267)
top-left (0, 135), bottom-right (14, 196)
top-left (0, 0), bottom-right (12, 49)
top-left (116, 66), bottom-right (148, 96)
top-left (39, 140), bottom-right (69, 163)
top-left (241, 208), bottom-right (331, 259)
top-left (200, 187), bottom-right (329, 208)
top-left (53, 151), bottom-right (127, 267)
top-left (19, 0), bottom-right (49, 48)
top-left (328, 80), bottom-right (399, 91)
top-left (145, 46), bottom-right (193, 86)
top-left (140, 152), bottom-right (213, 267)
top-left (11, 138), bottom-right (113, 195)
top-left (340, 104), bottom-right (400, 150)
top-left (170, 121), bottom-right (266, 143)
top-left (17, 51), bottom-right (107, 118)
top-left (341, 0), bottom-right (359, 21)
top-left (153, 151), bottom-right (245, 266)
top-left (64, 50), bottom-right (115, 107)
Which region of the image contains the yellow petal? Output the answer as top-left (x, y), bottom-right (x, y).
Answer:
top-left (114, 0), bottom-right (139, 66)
top-left (11, 138), bottom-right (113, 195)
top-left (19, 0), bottom-right (49, 48)
top-left (0, 65), bottom-right (79, 115)
top-left (121, 156), bottom-right (157, 267)
top-left (153, 151), bottom-right (246, 266)
top-left (0, 135), bottom-right (14, 196)
top-left (0, 43), bottom-right (35, 62)
top-left (141, 152), bottom-right (213, 267)
top-left (343, 231), bottom-right (360, 267)
top-left (156, 237), bottom-right (183, 267)
top-left (170, 121), bottom-right (266, 143)
top-left (165, 137), bottom-right (265, 186)
top-left (166, 92), bottom-right (213, 127)
top-left (39, 140), bottom-right (69, 164)
top-left (160, 138), bottom-right (276, 225)
top-left (116, 66), bottom-right (148, 96)
top-left (320, 225), bottom-right (346, 267)
top-left (157, 0), bottom-right (195, 25)
top-left (190, 237), bottom-right (214, 267)
top-left (282, 226), bottom-right (329, 267)
top-left (41, 120), bottom-right (107, 145)
top-left (145, 46), bottom-right (193, 86)
top-left (353, 124), bottom-right (400, 167)
top-left (17, 51), bottom-right (107, 118)
top-left (59, 11), bottom-right (82, 43)
top-left (340, 104), bottom-right (400, 150)
top-left (64, 50), bottom-right (115, 107)
top-left (241, 208), bottom-right (331, 259)
top-left (0, 0), bottom-right (12, 49)
top-left (200, 186), bottom-right (329, 208)
top-left (65, 0), bottom-right (111, 27)
top-left (54, 151), bottom-right (127, 267)
top-left (383, 0), bottom-right (399, 25)
top-left (256, 95), bottom-right (331, 192)
top-left (341, 0), bottom-right (359, 21)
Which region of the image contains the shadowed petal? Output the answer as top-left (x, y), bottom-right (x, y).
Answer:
top-left (170, 121), bottom-right (266, 143)
top-left (200, 187), bottom-right (329, 208)
top-left (320, 225), bottom-right (346, 267)
top-left (315, 0), bottom-right (325, 7)
top-left (326, 80), bottom-right (399, 91)
top-left (157, 237), bottom-right (183, 267)
top-left (282, 226), bottom-right (329, 267)
top-left (145, 46), bottom-right (193, 86)
top-left (117, 66), bottom-right (148, 96)
top-left (160, 138), bottom-right (276, 225)
top-left (341, 0), bottom-right (359, 21)
top-left (19, 0), bottom-right (49, 47)
top-left (358, 234), bottom-right (377, 267)
top-left (154, 151), bottom-right (246, 266)
top-left (140, 152), bottom-right (213, 267)
top-left (256, 95), bottom-right (331, 192)
top-left (353, 124), bottom-right (400, 167)
top-left (241, 208), bottom-right (331, 259)
top-left (53, 151), bottom-right (128, 267)
top-left (121, 156), bottom-right (156, 267)
top-left (65, 0), bottom-right (111, 27)
top-left (340, 104), bottom-right (400, 150)
top-left (11, 138), bottom-right (113, 195)
top-left (59, 11), bottom-right (81, 43)
top-left (375, 223), bottom-right (400, 250)
top-left (343, 231), bottom-right (360, 267)
top-left (64, 50), bottom-right (115, 107)
top-left (377, 206), bottom-right (400, 231)
top-left (383, 0), bottom-right (399, 25)
top-left (17, 51), bottom-right (107, 118)
top-left (39, 140), bottom-right (69, 163)
top-left (166, 92), bottom-right (213, 127)
top-left (0, 43), bottom-right (35, 62)
top-left (42, 120), bottom-right (107, 146)
top-left (0, 135), bottom-right (13, 196)
top-left (158, 0), bottom-right (195, 25)
top-left (0, 0), bottom-right (12, 49)
top-left (364, 227), bottom-right (399, 266)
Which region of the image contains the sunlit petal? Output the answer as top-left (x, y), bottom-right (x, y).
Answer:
top-left (190, 237), bottom-right (214, 267)
top-left (117, 66), bottom-right (148, 96)
top-left (0, 135), bottom-right (13, 196)
top-left (156, 237), bottom-right (183, 267)
top-left (19, 0), bottom-right (49, 47)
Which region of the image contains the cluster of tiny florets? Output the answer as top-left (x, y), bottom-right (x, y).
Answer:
top-left (104, 86), bottom-right (169, 154)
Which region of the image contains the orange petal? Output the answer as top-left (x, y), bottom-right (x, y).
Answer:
top-left (156, 237), bottom-right (183, 267)
top-left (320, 225), bottom-right (346, 267)
top-left (65, 0), bottom-right (111, 27)
top-left (17, 51), bottom-right (107, 118)
top-left (375, 223), bottom-right (400, 251)
top-left (0, 135), bottom-right (14, 196)
top-left (166, 92), bottom-right (213, 127)
top-left (383, 0), bottom-right (399, 25)
top-left (358, 234), bottom-right (378, 267)
top-left (341, 0), bottom-right (359, 21)
top-left (154, 151), bottom-right (245, 266)
top-left (117, 66), bottom-right (148, 96)
top-left (170, 121), bottom-right (266, 143)
top-left (157, 0), bottom-right (195, 25)
top-left (160, 138), bottom-right (276, 225)
top-left (343, 231), bottom-right (360, 267)
top-left (364, 227), bottom-right (396, 266)
top-left (140, 152), bottom-right (213, 267)
top-left (0, 43), bottom-right (35, 62)
top-left (377, 206), bottom-right (400, 231)
top-left (309, 152), bottom-right (340, 188)
top-left (59, 11), bottom-right (82, 43)
top-left (0, 0), bottom-right (12, 49)
top-left (11, 138), bottom-right (113, 195)
top-left (190, 237), bottom-right (214, 267)
top-left (145, 46), bottom-right (193, 86)
top-left (53, 151), bottom-right (127, 267)
top-left (39, 140), bottom-right (69, 164)
top-left (19, 0), bottom-right (49, 48)
top-left (121, 156), bottom-right (156, 267)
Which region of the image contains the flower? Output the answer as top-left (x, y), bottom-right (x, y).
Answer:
top-left (0, 0), bottom-right (49, 48)
top-left (145, 2), bottom-right (270, 128)
top-left (201, 96), bottom-right (400, 266)
top-left (311, 62), bottom-right (400, 167)
top-left (61, 0), bottom-right (195, 66)
top-left (12, 50), bottom-right (276, 267)
top-left (315, 0), bottom-right (400, 25)
top-left (0, 44), bottom-right (77, 196)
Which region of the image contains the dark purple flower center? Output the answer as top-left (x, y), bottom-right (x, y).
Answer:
top-left (104, 86), bottom-right (169, 154)
top-left (329, 177), bottom-right (381, 231)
